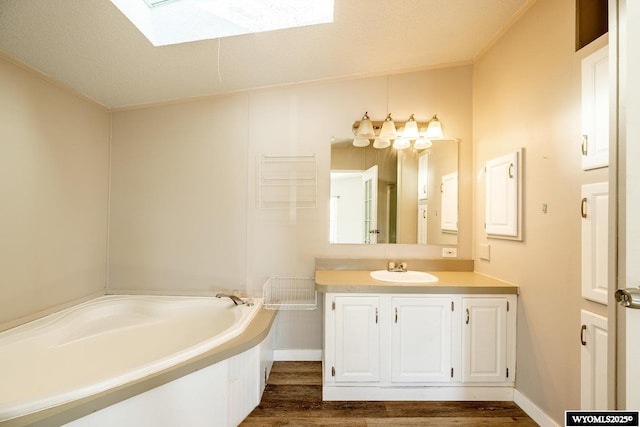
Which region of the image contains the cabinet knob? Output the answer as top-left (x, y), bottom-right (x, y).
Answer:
top-left (581, 134), bottom-right (589, 156)
top-left (465, 308), bottom-right (470, 324)
top-left (580, 324), bottom-right (587, 346)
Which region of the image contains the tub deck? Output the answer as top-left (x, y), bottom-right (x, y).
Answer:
top-left (0, 295), bottom-right (275, 427)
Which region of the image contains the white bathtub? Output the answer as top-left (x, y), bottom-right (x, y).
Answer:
top-left (0, 295), bottom-right (271, 425)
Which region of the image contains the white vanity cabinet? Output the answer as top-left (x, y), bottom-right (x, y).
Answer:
top-left (322, 291), bottom-right (517, 401)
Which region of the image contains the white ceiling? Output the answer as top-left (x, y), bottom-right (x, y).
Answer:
top-left (0, 0), bottom-right (530, 109)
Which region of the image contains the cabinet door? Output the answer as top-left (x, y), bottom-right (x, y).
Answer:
top-left (581, 45), bottom-right (609, 170)
top-left (485, 151), bottom-right (519, 238)
top-left (581, 182), bottom-right (609, 304)
top-left (334, 296), bottom-right (380, 382)
top-left (580, 310), bottom-right (608, 409)
top-left (462, 298), bottom-right (508, 383)
top-left (391, 297), bottom-right (452, 382)
top-left (417, 204), bottom-right (427, 245)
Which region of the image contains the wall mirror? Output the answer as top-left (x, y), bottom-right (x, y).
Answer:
top-left (330, 139), bottom-right (458, 245)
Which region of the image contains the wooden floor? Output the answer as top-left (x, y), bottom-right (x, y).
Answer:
top-left (241, 362), bottom-right (538, 426)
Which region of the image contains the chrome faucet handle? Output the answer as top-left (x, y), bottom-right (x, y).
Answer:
top-left (387, 261), bottom-right (396, 271)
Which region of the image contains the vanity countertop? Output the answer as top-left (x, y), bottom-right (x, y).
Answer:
top-left (315, 270), bottom-right (519, 294)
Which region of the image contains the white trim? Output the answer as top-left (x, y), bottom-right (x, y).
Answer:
top-left (514, 389), bottom-right (559, 427)
top-left (323, 386), bottom-right (514, 401)
top-left (274, 349), bottom-right (322, 361)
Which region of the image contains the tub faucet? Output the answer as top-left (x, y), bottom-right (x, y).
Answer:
top-left (215, 293), bottom-right (246, 305)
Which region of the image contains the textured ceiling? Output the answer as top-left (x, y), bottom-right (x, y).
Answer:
top-left (0, 0), bottom-right (530, 109)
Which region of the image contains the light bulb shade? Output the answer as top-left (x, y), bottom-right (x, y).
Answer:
top-left (393, 138), bottom-right (410, 149)
top-left (355, 112), bottom-right (375, 138)
top-left (352, 138), bottom-right (370, 147)
top-left (424, 115), bottom-right (444, 139)
top-left (373, 138), bottom-right (391, 149)
top-left (378, 113), bottom-right (397, 139)
top-left (413, 138), bottom-right (433, 150)
top-left (402, 114), bottom-right (420, 139)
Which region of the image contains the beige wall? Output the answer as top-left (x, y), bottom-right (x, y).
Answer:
top-left (108, 96), bottom-right (250, 293)
top-left (0, 55), bottom-right (110, 326)
top-left (473, 0), bottom-right (608, 423)
top-left (108, 66), bottom-right (473, 349)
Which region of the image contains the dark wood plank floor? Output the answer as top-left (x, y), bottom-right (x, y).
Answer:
top-left (241, 361), bottom-right (538, 426)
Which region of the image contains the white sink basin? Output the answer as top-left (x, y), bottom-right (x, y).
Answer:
top-left (370, 270), bottom-right (439, 283)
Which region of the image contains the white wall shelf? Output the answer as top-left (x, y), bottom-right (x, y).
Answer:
top-left (263, 277), bottom-right (317, 311)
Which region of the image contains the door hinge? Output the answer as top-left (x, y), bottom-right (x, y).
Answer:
top-left (451, 301), bottom-right (454, 311)
top-left (332, 301), bottom-right (335, 310)
top-left (331, 366), bottom-right (335, 377)
top-left (506, 368), bottom-right (509, 378)
top-left (451, 368), bottom-right (454, 378)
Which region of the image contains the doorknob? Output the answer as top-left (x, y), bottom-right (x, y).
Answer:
top-left (615, 288), bottom-right (640, 309)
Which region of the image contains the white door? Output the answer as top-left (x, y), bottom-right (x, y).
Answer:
top-left (418, 151), bottom-right (429, 200)
top-left (391, 297), bottom-right (452, 383)
top-left (616, 0), bottom-right (640, 410)
top-left (362, 165), bottom-right (378, 244)
top-left (333, 296), bottom-right (380, 382)
top-left (440, 172), bottom-right (458, 233)
top-left (462, 298), bottom-right (508, 383)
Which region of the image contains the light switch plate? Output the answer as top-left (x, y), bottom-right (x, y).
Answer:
top-left (479, 244), bottom-right (491, 261)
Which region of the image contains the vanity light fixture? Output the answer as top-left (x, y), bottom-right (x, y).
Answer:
top-left (392, 137), bottom-right (411, 150)
top-left (402, 114), bottom-right (421, 139)
top-left (373, 138), bottom-right (391, 149)
top-left (424, 114), bottom-right (444, 139)
top-left (352, 138), bottom-right (370, 147)
top-left (351, 112), bottom-right (445, 150)
top-left (355, 112), bottom-right (375, 139)
top-left (378, 114), bottom-right (398, 139)
top-left (413, 138), bottom-right (433, 150)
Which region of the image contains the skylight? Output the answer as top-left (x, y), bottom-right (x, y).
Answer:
top-left (110, 0), bottom-right (334, 46)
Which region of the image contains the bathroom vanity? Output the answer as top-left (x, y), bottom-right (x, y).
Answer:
top-left (315, 269), bottom-right (519, 401)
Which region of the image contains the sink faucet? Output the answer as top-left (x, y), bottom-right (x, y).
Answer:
top-left (215, 293), bottom-right (246, 305)
top-left (387, 261), bottom-right (408, 272)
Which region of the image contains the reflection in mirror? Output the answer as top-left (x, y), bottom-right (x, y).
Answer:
top-left (330, 139), bottom-right (458, 245)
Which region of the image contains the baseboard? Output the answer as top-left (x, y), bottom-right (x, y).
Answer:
top-left (323, 386), bottom-right (514, 401)
top-left (274, 349), bottom-right (322, 361)
top-left (514, 389), bottom-right (559, 427)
